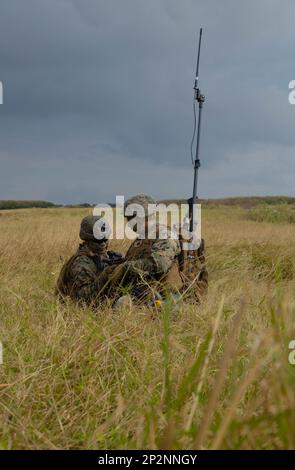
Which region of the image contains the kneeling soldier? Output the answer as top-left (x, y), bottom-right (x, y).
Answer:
top-left (97, 194), bottom-right (208, 304)
top-left (55, 215), bottom-right (123, 306)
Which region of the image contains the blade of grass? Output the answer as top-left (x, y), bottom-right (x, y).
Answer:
top-left (193, 299), bottom-right (246, 448)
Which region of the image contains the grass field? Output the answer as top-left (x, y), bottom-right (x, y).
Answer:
top-left (0, 205), bottom-right (295, 450)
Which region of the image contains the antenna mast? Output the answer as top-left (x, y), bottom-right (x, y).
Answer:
top-left (189, 28), bottom-right (205, 234)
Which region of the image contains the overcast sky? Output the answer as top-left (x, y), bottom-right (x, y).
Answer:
top-left (0, 0), bottom-right (294, 204)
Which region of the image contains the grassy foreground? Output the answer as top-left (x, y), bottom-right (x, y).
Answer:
top-left (0, 206), bottom-right (295, 450)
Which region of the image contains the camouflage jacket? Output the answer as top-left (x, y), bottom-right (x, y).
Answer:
top-left (97, 224), bottom-right (181, 298)
top-left (55, 243), bottom-right (123, 306)
top-left (98, 224), bottom-right (208, 301)
top-left (125, 224), bottom-right (181, 277)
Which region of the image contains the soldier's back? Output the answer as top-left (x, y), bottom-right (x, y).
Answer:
top-left (55, 245), bottom-right (99, 304)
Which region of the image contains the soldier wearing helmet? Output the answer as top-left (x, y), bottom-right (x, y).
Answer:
top-left (98, 193), bottom-right (208, 303)
top-left (55, 215), bottom-right (123, 306)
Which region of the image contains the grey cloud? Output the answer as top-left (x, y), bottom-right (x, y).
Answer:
top-left (0, 0), bottom-right (295, 203)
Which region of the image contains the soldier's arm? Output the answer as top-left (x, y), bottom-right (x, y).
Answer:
top-left (70, 256), bottom-right (101, 305)
top-left (149, 238), bottom-right (180, 275)
top-left (97, 239), bottom-right (180, 290)
top-left (126, 238), bottom-right (181, 276)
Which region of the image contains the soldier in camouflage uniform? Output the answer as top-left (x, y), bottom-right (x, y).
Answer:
top-left (55, 215), bottom-right (123, 306)
top-left (97, 194), bottom-right (208, 303)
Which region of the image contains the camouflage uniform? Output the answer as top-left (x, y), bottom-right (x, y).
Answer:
top-left (98, 194), bottom-right (208, 302)
top-left (55, 215), bottom-right (123, 306)
top-left (98, 223), bottom-right (181, 301)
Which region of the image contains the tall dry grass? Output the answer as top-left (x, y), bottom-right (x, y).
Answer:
top-left (0, 206), bottom-right (294, 449)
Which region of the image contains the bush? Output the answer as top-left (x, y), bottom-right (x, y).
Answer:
top-left (0, 200), bottom-right (56, 210)
top-left (250, 243), bottom-right (294, 280)
top-left (247, 204), bottom-right (295, 224)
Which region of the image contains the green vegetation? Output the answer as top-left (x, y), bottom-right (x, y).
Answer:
top-left (163, 196), bottom-right (295, 209)
top-left (0, 200), bottom-right (57, 210)
top-left (247, 204), bottom-right (295, 224)
top-left (0, 206), bottom-right (294, 449)
top-left (2, 196), bottom-right (295, 211)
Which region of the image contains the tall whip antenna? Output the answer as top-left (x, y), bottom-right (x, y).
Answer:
top-left (189, 27), bottom-right (205, 234)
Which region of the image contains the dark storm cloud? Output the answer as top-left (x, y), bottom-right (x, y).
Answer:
top-left (0, 0), bottom-right (295, 203)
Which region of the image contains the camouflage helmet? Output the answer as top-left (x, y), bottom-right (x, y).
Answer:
top-left (124, 193), bottom-right (157, 219)
top-left (79, 215), bottom-right (106, 242)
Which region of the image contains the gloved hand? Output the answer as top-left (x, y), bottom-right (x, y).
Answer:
top-left (107, 251), bottom-right (125, 265)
